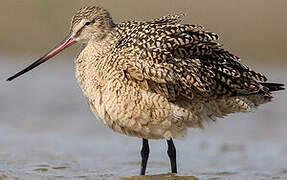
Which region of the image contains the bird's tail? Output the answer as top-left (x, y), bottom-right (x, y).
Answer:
top-left (261, 82), bottom-right (285, 92)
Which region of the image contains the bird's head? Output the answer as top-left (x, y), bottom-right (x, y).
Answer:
top-left (71, 6), bottom-right (115, 43)
top-left (7, 6), bottom-right (114, 81)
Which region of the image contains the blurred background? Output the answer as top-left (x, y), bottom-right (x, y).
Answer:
top-left (1, 0), bottom-right (287, 63)
top-left (0, 0), bottom-right (286, 179)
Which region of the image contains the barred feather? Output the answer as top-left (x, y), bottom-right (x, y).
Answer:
top-left (113, 14), bottom-right (271, 100)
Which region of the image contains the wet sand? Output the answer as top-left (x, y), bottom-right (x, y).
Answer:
top-left (1, 56), bottom-right (287, 179)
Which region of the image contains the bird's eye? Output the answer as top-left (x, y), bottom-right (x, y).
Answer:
top-left (85, 21), bottom-right (92, 26)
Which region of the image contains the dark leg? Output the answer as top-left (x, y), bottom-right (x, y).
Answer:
top-left (140, 138), bottom-right (150, 175)
top-left (167, 138), bottom-right (177, 173)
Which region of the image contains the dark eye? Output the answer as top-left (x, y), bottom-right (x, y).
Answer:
top-left (85, 21), bottom-right (92, 26)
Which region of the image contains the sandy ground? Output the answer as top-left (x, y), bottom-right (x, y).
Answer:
top-left (0, 56), bottom-right (287, 180)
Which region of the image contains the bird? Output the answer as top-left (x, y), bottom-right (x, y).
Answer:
top-left (7, 6), bottom-right (285, 175)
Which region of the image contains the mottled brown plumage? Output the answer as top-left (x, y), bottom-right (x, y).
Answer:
top-left (7, 6), bottom-right (284, 175)
top-left (72, 6), bottom-right (284, 140)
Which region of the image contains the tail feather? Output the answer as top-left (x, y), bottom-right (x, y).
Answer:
top-left (260, 82), bottom-right (285, 92)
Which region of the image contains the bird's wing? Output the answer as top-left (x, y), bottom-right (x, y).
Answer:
top-left (116, 19), bottom-right (268, 101)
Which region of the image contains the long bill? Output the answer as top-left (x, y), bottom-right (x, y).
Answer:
top-left (6, 35), bottom-right (77, 81)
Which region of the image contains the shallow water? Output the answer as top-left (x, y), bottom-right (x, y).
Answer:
top-left (1, 56), bottom-right (287, 180)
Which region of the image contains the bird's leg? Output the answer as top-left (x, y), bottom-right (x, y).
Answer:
top-left (167, 138), bottom-right (177, 173)
top-left (140, 138), bottom-right (150, 175)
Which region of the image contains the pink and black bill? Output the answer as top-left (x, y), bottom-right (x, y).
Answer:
top-left (6, 35), bottom-right (76, 81)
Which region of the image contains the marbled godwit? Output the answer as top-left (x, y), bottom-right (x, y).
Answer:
top-left (7, 6), bottom-right (285, 175)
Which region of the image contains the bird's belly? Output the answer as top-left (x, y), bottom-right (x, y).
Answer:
top-left (82, 79), bottom-right (193, 139)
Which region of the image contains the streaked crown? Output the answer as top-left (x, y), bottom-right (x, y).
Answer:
top-left (71, 6), bottom-right (114, 29)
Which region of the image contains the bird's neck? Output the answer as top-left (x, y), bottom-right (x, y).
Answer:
top-left (88, 30), bottom-right (117, 55)
top-left (75, 29), bottom-right (118, 90)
